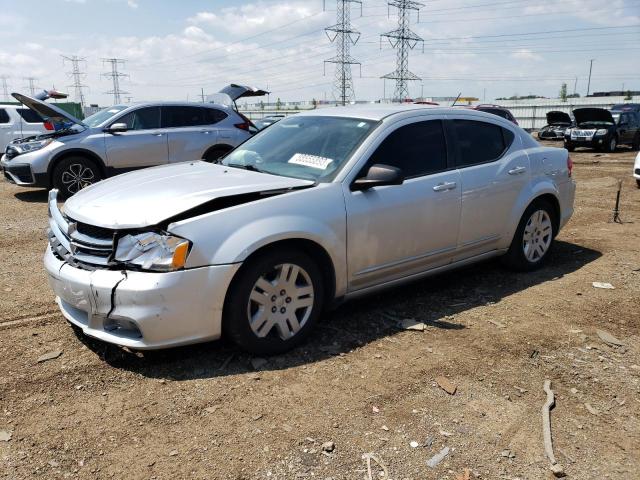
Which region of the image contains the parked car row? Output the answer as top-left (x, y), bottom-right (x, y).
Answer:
top-left (1, 85), bottom-right (263, 197)
top-left (535, 104), bottom-right (640, 154)
top-left (42, 104), bottom-right (576, 354)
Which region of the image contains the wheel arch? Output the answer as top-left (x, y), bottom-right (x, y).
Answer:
top-left (226, 238), bottom-right (337, 310)
top-left (47, 149), bottom-right (107, 186)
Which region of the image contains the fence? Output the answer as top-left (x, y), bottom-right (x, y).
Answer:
top-left (240, 96), bottom-right (639, 130)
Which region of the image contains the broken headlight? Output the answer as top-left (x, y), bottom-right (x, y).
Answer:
top-left (115, 232), bottom-right (191, 272)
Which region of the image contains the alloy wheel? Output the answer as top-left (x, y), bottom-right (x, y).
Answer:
top-left (60, 163), bottom-right (95, 194)
top-left (246, 263), bottom-right (314, 340)
top-left (522, 210), bottom-right (553, 263)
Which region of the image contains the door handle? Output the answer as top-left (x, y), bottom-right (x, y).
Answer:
top-left (508, 166), bottom-right (526, 175)
top-left (433, 181), bottom-right (457, 192)
top-left (201, 130), bottom-right (211, 134)
top-left (152, 132), bottom-right (164, 137)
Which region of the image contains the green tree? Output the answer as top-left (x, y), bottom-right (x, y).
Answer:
top-left (259, 100), bottom-right (264, 111)
top-left (625, 90), bottom-right (632, 100)
top-left (276, 97), bottom-right (282, 110)
top-left (312, 98), bottom-right (317, 109)
top-left (559, 83), bottom-right (568, 102)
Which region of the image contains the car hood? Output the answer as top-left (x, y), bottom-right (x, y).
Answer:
top-left (546, 111), bottom-right (571, 125)
top-left (573, 108), bottom-right (614, 125)
top-left (63, 162), bottom-right (314, 229)
top-left (12, 92), bottom-right (84, 126)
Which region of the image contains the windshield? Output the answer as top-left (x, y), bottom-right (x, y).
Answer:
top-left (83, 105), bottom-right (129, 127)
top-left (222, 116), bottom-right (378, 181)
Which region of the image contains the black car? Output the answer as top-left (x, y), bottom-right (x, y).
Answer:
top-left (538, 111), bottom-right (573, 140)
top-left (564, 107), bottom-right (640, 152)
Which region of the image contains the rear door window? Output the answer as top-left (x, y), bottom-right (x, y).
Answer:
top-left (162, 106), bottom-right (205, 128)
top-left (202, 107), bottom-right (228, 125)
top-left (17, 108), bottom-right (44, 123)
top-left (117, 107), bottom-right (161, 130)
top-left (366, 120), bottom-right (448, 178)
top-left (451, 119), bottom-right (513, 167)
top-left (0, 109), bottom-right (9, 124)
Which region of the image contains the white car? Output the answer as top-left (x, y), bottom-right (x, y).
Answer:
top-left (0, 104), bottom-right (46, 151)
top-left (634, 151), bottom-right (640, 188)
top-left (44, 105), bottom-right (576, 355)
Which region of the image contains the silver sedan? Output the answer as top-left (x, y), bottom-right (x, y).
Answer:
top-left (44, 105), bottom-right (576, 355)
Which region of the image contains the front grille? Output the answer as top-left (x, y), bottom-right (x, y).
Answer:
top-left (48, 191), bottom-right (116, 268)
top-left (4, 146), bottom-right (18, 160)
top-left (76, 222), bottom-right (114, 241)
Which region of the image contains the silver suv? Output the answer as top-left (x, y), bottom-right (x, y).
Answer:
top-left (1, 85), bottom-right (265, 198)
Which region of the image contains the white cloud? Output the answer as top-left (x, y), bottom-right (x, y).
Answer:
top-left (510, 49), bottom-right (543, 62)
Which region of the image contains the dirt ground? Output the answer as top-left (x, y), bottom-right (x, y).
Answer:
top-left (0, 143), bottom-right (638, 480)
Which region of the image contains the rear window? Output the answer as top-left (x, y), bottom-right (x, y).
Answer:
top-left (17, 108), bottom-right (43, 123)
top-left (480, 108), bottom-right (510, 120)
top-left (452, 120), bottom-right (513, 167)
top-left (162, 106), bottom-right (206, 128)
top-left (202, 107), bottom-right (227, 125)
top-left (0, 109), bottom-right (9, 124)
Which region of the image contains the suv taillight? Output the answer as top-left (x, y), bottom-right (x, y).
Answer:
top-left (234, 112), bottom-right (255, 132)
top-left (43, 121), bottom-right (54, 131)
top-left (567, 154), bottom-right (573, 177)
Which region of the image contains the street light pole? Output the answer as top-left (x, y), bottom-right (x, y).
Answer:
top-left (586, 59), bottom-right (595, 97)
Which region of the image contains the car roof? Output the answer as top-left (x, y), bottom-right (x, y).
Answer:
top-left (294, 104), bottom-right (512, 123)
top-left (111, 101), bottom-right (233, 111)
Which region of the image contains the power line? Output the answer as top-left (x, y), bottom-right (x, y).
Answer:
top-left (324, 0), bottom-right (363, 105)
top-left (102, 58), bottom-right (129, 105)
top-left (62, 55), bottom-right (88, 107)
top-left (381, 0), bottom-right (424, 101)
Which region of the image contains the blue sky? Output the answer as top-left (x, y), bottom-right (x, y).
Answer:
top-left (0, 0), bottom-right (638, 105)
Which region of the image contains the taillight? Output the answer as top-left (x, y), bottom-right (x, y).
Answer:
top-left (235, 112), bottom-right (255, 132)
top-left (43, 121), bottom-right (54, 131)
top-left (567, 154), bottom-right (573, 177)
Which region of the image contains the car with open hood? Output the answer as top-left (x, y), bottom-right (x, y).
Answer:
top-left (1, 84), bottom-right (266, 198)
top-left (564, 107), bottom-right (640, 152)
top-left (538, 111), bottom-right (573, 140)
top-left (44, 105), bottom-right (575, 355)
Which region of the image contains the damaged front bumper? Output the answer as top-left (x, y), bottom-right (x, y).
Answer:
top-left (44, 246), bottom-right (239, 349)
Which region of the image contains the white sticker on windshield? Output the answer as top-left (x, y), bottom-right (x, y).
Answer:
top-left (288, 153), bottom-right (333, 170)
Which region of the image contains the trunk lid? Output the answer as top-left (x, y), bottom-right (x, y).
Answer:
top-left (63, 161), bottom-right (313, 228)
top-left (546, 111), bottom-right (571, 125)
top-left (573, 108), bottom-right (614, 126)
top-left (12, 92), bottom-right (84, 127)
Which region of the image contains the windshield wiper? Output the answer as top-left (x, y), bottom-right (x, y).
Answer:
top-left (225, 163), bottom-right (264, 173)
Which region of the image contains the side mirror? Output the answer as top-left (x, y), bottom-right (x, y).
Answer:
top-left (106, 122), bottom-right (128, 133)
top-left (352, 164), bottom-right (404, 191)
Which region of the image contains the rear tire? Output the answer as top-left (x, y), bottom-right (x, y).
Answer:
top-left (52, 157), bottom-right (102, 199)
top-left (203, 146), bottom-right (232, 164)
top-left (501, 199), bottom-right (557, 272)
top-left (222, 249), bottom-right (325, 355)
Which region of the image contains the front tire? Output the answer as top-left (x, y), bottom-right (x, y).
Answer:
top-left (223, 249), bottom-right (325, 355)
top-left (564, 142), bottom-right (575, 152)
top-left (605, 136), bottom-right (617, 153)
top-left (632, 134), bottom-right (640, 151)
top-left (501, 200), bottom-right (557, 272)
top-left (52, 157), bottom-right (102, 199)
